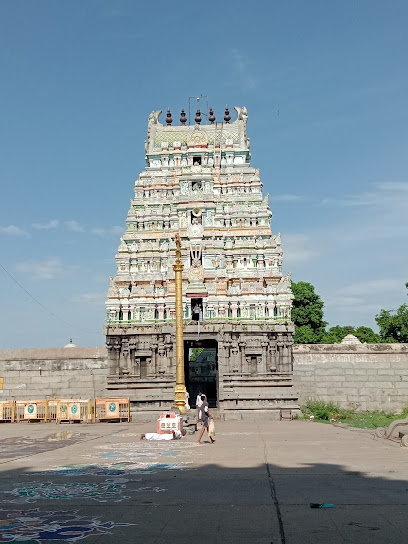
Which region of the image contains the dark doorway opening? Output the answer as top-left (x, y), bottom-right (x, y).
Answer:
top-left (184, 339), bottom-right (217, 408)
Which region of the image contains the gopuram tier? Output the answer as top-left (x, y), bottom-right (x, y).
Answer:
top-left (105, 105), bottom-right (297, 416)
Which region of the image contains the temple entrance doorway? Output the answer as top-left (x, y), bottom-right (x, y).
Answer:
top-left (184, 339), bottom-right (218, 408)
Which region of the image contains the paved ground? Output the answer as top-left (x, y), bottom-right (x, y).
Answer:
top-left (0, 419), bottom-right (407, 543)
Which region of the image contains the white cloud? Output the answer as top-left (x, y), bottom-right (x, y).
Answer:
top-left (322, 181), bottom-right (408, 208)
top-left (377, 181), bottom-right (408, 193)
top-left (91, 228), bottom-right (105, 236)
top-left (0, 225), bottom-right (30, 237)
top-left (91, 226), bottom-right (124, 237)
top-left (31, 220), bottom-right (59, 230)
top-left (112, 225), bottom-right (124, 235)
top-left (282, 234), bottom-right (319, 265)
top-left (322, 277), bottom-right (407, 326)
top-left (322, 194), bottom-right (376, 207)
top-left (65, 220), bottom-right (85, 232)
top-left (16, 259), bottom-right (79, 280)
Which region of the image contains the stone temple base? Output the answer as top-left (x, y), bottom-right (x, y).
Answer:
top-left (105, 320), bottom-right (298, 415)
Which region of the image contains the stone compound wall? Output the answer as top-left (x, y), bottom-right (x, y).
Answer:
top-left (1, 344), bottom-right (408, 412)
top-left (293, 344), bottom-right (408, 412)
top-left (0, 348), bottom-right (108, 400)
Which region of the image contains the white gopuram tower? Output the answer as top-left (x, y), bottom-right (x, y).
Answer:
top-left (105, 105), bottom-right (297, 416)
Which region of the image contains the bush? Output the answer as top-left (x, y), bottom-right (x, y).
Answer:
top-left (302, 399), bottom-right (353, 421)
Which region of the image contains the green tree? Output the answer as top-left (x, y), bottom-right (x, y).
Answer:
top-left (321, 325), bottom-right (349, 344)
top-left (375, 283), bottom-right (408, 342)
top-left (291, 281), bottom-right (327, 344)
top-left (354, 326), bottom-right (383, 344)
top-left (321, 325), bottom-right (383, 344)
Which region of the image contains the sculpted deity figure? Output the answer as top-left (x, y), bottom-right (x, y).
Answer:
top-left (160, 239), bottom-right (169, 251)
top-left (156, 285), bottom-right (165, 296)
top-left (147, 110), bottom-right (161, 139)
top-left (234, 106), bottom-right (248, 122)
top-left (216, 254), bottom-right (226, 269)
top-left (277, 272), bottom-right (291, 294)
top-left (179, 212), bottom-right (188, 228)
top-left (108, 276), bottom-right (119, 297)
top-left (118, 238), bottom-right (128, 252)
top-left (131, 281), bottom-right (138, 295)
top-left (120, 286), bottom-right (130, 297)
top-left (188, 217), bottom-right (203, 237)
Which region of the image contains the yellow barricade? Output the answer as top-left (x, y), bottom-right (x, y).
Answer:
top-left (56, 399), bottom-right (93, 423)
top-left (95, 398), bottom-right (130, 422)
top-left (0, 401), bottom-right (15, 423)
top-left (15, 400), bottom-right (48, 422)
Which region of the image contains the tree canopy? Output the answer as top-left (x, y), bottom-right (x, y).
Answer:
top-left (291, 281), bottom-right (327, 344)
top-left (375, 283), bottom-right (408, 343)
top-left (321, 325), bottom-right (383, 344)
top-left (291, 280), bottom-right (408, 344)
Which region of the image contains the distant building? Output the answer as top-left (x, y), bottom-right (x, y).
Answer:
top-left (341, 334), bottom-right (362, 345)
top-left (105, 105), bottom-right (296, 414)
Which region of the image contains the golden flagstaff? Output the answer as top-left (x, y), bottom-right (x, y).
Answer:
top-left (173, 233), bottom-right (188, 413)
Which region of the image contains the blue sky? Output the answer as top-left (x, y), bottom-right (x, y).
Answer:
top-left (1, 1), bottom-right (407, 348)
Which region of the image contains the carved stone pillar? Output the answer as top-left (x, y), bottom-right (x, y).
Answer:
top-left (268, 342), bottom-right (277, 372)
top-left (287, 342), bottom-right (294, 372)
top-left (166, 336), bottom-right (175, 374)
top-left (260, 340), bottom-right (268, 373)
top-left (112, 338), bottom-right (121, 375)
top-left (151, 343), bottom-right (158, 375)
top-left (230, 338), bottom-right (239, 372)
top-left (221, 340), bottom-right (231, 373)
top-left (238, 342), bottom-right (246, 373)
top-left (129, 349), bottom-right (136, 375)
top-left (276, 342), bottom-right (284, 372)
top-left (121, 339), bottom-right (129, 374)
top-left (146, 357), bottom-right (152, 376)
top-left (134, 357), bottom-right (141, 378)
top-left (281, 345), bottom-right (289, 371)
top-left (156, 338), bottom-right (165, 374)
top-left (106, 343), bottom-right (116, 375)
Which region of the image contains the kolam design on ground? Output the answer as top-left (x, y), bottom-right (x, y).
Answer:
top-left (0, 507), bottom-right (133, 542)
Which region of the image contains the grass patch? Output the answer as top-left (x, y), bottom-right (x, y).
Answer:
top-left (301, 400), bottom-right (408, 429)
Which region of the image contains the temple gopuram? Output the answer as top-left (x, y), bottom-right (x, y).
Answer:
top-left (105, 105), bottom-right (297, 416)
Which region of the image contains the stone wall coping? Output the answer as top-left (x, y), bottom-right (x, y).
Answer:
top-left (1, 344), bottom-right (407, 360)
top-left (294, 344), bottom-right (408, 354)
top-left (0, 347), bottom-right (108, 361)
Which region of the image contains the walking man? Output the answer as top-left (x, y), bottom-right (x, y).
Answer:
top-left (197, 395), bottom-right (215, 444)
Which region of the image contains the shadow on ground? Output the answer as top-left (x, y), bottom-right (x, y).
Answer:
top-left (0, 438), bottom-right (407, 544)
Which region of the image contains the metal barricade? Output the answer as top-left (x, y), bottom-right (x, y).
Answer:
top-left (56, 399), bottom-right (93, 423)
top-left (15, 400), bottom-right (48, 422)
top-left (47, 400), bottom-right (58, 422)
top-left (0, 401), bottom-right (15, 423)
top-left (94, 398), bottom-right (130, 422)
